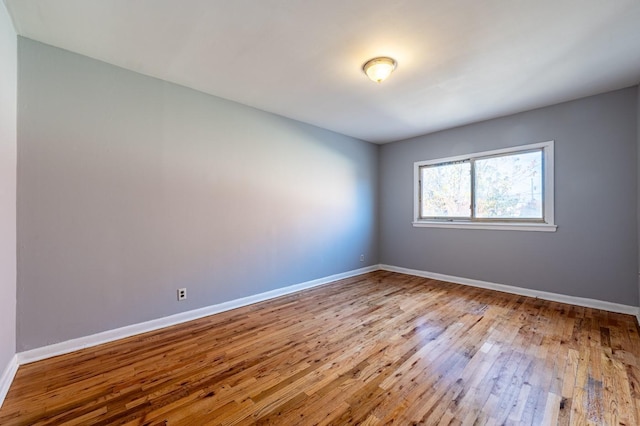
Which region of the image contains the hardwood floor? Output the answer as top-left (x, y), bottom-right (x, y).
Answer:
top-left (1, 271), bottom-right (639, 425)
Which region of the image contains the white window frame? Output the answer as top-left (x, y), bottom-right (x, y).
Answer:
top-left (413, 141), bottom-right (556, 232)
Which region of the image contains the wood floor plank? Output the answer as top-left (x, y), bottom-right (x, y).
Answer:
top-left (1, 271), bottom-right (639, 425)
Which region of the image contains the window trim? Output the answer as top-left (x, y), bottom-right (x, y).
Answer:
top-left (413, 141), bottom-right (556, 232)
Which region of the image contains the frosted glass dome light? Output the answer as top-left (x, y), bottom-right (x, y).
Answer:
top-left (363, 57), bottom-right (397, 83)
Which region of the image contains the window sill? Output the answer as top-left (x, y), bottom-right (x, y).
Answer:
top-left (412, 221), bottom-right (557, 232)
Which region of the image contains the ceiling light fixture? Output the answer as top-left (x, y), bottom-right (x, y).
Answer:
top-left (362, 57), bottom-right (397, 83)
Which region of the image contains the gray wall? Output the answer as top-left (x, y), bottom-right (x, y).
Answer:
top-left (17, 38), bottom-right (379, 351)
top-left (380, 88), bottom-right (638, 305)
top-left (13, 36), bottom-right (640, 353)
top-left (0, 2), bottom-right (16, 383)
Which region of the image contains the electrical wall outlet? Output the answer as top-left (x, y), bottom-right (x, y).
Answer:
top-left (360, 254), bottom-right (365, 262)
top-left (177, 288), bottom-right (187, 301)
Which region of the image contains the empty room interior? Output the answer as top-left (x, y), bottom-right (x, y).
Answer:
top-left (2, 1), bottom-right (640, 424)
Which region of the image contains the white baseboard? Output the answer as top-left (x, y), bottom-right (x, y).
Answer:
top-left (4, 263), bottom-right (640, 408)
top-left (380, 264), bottom-right (640, 317)
top-left (10, 263), bottom-right (640, 391)
top-left (0, 354), bottom-right (18, 409)
top-left (17, 265), bottom-right (379, 365)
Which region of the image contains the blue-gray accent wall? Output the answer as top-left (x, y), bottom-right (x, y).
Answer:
top-left (380, 88), bottom-right (638, 305)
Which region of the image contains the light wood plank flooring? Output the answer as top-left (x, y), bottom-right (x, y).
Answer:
top-left (1, 271), bottom-right (639, 425)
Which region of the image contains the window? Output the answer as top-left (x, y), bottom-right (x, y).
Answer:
top-left (413, 141), bottom-right (556, 231)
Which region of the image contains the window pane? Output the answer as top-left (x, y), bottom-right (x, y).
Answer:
top-left (474, 150), bottom-right (543, 219)
top-left (421, 162), bottom-right (471, 218)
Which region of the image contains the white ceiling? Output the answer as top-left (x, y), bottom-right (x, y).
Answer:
top-left (5, 0), bottom-right (640, 143)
